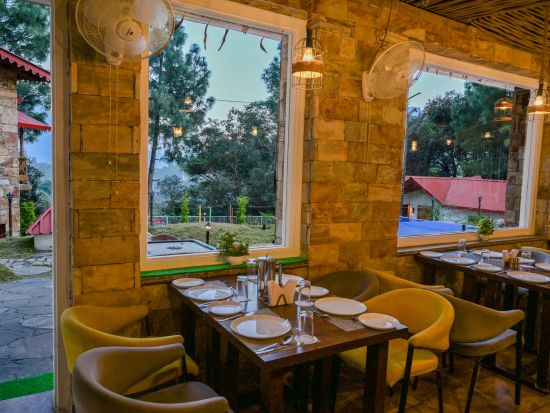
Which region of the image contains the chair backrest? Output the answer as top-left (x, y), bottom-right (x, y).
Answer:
top-left (365, 288), bottom-right (454, 351)
top-left (73, 344), bottom-right (229, 413)
top-left (313, 270), bottom-right (379, 302)
top-left (521, 246), bottom-right (550, 263)
top-left (61, 305), bottom-right (149, 372)
top-left (437, 292), bottom-right (524, 343)
top-left (365, 267), bottom-right (452, 295)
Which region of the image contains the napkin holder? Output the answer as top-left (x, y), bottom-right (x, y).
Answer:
top-left (267, 279), bottom-right (298, 307)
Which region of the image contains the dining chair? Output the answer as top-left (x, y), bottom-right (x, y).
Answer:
top-left (338, 288), bottom-right (454, 413)
top-left (521, 246), bottom-right (550, 263)
top-left (312, 270), bottom-right (379, 302)
top-left (438, 292), bottom-right (524, 413)
top-left (73, 344), bottom-right (232, 413)
top-left (366, 267), bottom-right (454, 295)
top-left (61, 305), bottom-right (199, 394)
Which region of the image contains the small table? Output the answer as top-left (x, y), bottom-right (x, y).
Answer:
top-left (170, 278), bottom-right (408, 413)
top-left (416, 252), bottom-right (550, 392)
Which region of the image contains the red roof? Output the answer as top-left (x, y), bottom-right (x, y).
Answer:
top-left (0, 47), bottom-right (50, 82)
top-left (26, 206), bottom-right (52, 235)
top-left (404, 176), bottom-right (506, 213)
top-left (18, 111), bottom-right (51, 131)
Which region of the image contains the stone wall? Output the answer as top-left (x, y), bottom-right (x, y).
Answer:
top-left (0, 66), bottom-right (20, 237)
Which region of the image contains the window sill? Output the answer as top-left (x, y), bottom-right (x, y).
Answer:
top-left (140, 256), bottom-right (308, 286)
top-left (397, 235), bottom-right (546, 257)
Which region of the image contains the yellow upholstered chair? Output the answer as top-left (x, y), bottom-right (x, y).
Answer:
top-left (439, 293), bottom-right (524, 413)
top-left (73, 344), bottom-right (232, 413)
top-left (339, 288), bottom-right (454, 413)
top-left (61, 305), bottom-right (199, 394)
top-left (366, 267), bottom-right (454, 295)
top-left (312, 270), bottom-right (379, 302)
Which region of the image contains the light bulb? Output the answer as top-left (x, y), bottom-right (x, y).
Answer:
top-left (411, 140), bottom-right (418, 152)
top-left (302, 47), bottom-right (315, 62)
top-left (534, 94), bottom-right (545, 106)
top-left (251, 126), bottom-right (258, 137)
top-left (446, 138), bottom-right (453, 146)
top-left (184, 96), bottom-right (193, 105)
top-left (173, 126), bottom-right (183, 138)
top-left (484, 131), bottom-right (492, 139)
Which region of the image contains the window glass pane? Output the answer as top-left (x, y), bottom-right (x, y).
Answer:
top-left (147, 17), bottom-right (286, 257)
top-left (400, 71), bottom-right (528, 237)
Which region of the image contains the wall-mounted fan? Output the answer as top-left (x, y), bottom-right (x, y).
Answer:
top-left (76, 0), bottom-right (175, 66)
top-left (362, 40), bottom-right (425, 102)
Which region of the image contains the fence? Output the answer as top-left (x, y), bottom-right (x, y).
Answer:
top-left (151, 215), bottom-right (276, 226)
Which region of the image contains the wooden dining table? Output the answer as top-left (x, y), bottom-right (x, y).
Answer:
top-left (170, 276), bottom-right (408, 413)
top-left (415, 251), bottom-right (550, 393)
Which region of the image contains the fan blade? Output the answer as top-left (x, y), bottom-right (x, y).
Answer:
top-left (105, 28), bottom-right (147, 56)
top-left (132, 0), bottom-right (169, 28)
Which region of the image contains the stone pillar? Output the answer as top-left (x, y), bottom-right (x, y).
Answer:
top-left (0, 66), bottom-right (20, 237)
top-left (68, 0), bottom-right (141, 301)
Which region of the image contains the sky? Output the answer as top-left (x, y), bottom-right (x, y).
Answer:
top-left (409, 71), bottom-right (465, 108)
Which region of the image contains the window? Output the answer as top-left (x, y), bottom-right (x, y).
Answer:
top-left (399, 54), bottom-right (541, 246)
top-left (141, 0), bottom-right (305, 270)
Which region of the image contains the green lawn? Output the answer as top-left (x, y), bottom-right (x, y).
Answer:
top-left (0, 236), bottom-right (36, 259)
top-left (149, 222), bottom-right (276, 246)
top-left (0, 264), bottom-right (21, 283)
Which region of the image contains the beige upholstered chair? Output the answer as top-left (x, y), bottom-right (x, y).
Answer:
top-left (312, 270), bottom-right (379, 302)
top-left (365, 267), bottom-right (454, 295)
top-left (72, 344), bottom-right (232, 413)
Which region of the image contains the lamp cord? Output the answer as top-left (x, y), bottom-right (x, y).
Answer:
top-left (542, 5), bottom-right (548, 86)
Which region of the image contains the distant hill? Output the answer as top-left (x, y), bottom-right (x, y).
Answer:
top-left (35, 161), bottom-right (52, 181)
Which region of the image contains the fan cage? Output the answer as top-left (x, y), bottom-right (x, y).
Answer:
top-left (291, 37), bottom-right (325, 90)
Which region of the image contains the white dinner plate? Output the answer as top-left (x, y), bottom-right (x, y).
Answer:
top-left (419, 251), bottom-right (443, 258)
top-left (172, 277), bottom-right (205, 288)
top-left (183, 285), bottom-right (234, 301)
top-left (473, 250), bottom-right (502, 259)
top-left (230, 315), bottom-right (291, 339)
top-left (282, 274), bottom-right (304, 284)
top-left (440, 257), bottom-right (477, 265)
top-left (207, 301), bottom-right (243, 316)
top-left (358, 313), bottom-right (399, 330)
top-left (472, 263), bottom-right (501, 272)
top-left (535, 263), bottom-right (550, 272)
top-left (302, 286), bottom-right (330, 298)
top-left (507, 271), bottom-right (550, 284)
top-left (315, 297), bottom-right (367, 316)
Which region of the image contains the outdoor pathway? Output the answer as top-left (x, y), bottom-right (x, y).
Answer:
top-left (0, 273), bottom-right (53, 382)
top-left (0, 253), bottom-right (52, 277)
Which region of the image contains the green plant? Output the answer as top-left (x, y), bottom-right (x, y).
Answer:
top-left (20, 201), bottom-right (36, 235)
top-left (217, 231), bottom-right (249, 257)
top-left (180, 196), bottom-right (190, 223)
top-left (236, 196), bottom-right (249, 224)
top-left (476, 217), bottom-right (495, 235)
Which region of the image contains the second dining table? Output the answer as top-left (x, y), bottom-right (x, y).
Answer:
top-left (170, 276), bottom-right (408, 413)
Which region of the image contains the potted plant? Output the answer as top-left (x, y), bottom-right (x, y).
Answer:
top-left (476, 217), bottom-right (495, 241)
top-left (217, 231), bottom-right (249, 265)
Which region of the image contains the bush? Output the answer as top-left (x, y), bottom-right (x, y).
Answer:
top-left (476, 217), bottom-right (495, 235)
top-left (20, 201), bottom-right (36, 235)
top-left (236, 196), bottom-right (249, 224)
top-left (180, 196), bottom-right (190, 223)
top-left (217, 231), bottom-right (249, 257)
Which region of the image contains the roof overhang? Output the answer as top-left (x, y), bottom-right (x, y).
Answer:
top-left (0, 47), bottom-right (50, 82)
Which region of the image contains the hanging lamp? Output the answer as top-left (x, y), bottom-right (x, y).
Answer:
top-left (483, 131), bottom-right (493, 139)
top-left (446, 137), bottom-right (453, 146)
top-left (494, 97), bottom-right (513, 122)
top-left (251, 126), bottom-right (258, 137)
top-left (180, 96), bottom-right (194, 113)
top-left (173, 126), bottom-right (183, 138)
top-left (528, 5), bottom-right (550, 115)
top-left (411, 139), bottom-right (418, 152)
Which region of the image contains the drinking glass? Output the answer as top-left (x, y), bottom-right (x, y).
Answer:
top-left (295, 280), bottom-right (313, 308)
top-left (457, 239), bottom-right (467, 257)
top-left (246, 258), bottom-right (257, 281)
top-left (521, 250), bottom-right (533, 267)
top-left (295, 310), bottom-right (316, 345)
top-left (480, 249), bottom-right (490, 264)
top-left (235, 275), bottom-right (248, 301)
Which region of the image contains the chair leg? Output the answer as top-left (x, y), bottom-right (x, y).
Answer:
top-left (330, 356), bottom-right (341, 413)
top-left (515, 322), bottom-right (523, 406)
top-left (442, 351), bottom-right (447, 369)
top-left (411, 376), bottom-right (419, 391)
top-left (398, 346), bottom-right (415, 413)
top-left (449, 352), bottom-right (455, 373)
top-left (435, 370), bottom-right (444, 413)
top-left (465, 357), bottom-right (483, 413)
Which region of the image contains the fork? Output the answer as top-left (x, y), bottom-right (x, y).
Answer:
top-left (216, 310), bottom-right (255, 322)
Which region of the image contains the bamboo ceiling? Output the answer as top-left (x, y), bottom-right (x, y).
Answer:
top-left (400, 0), bottom-right (549, 55)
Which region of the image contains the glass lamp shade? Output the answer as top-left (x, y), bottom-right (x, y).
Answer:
top-left (484, 131), bottom-right (493, 139)
top-left (251, 126), bottom-right (258, 137)
top-left (173, 126), bottom-right (183, 138)
top-left (446, 137), bottom-right (453, 146)
top-left (528, 85), bottom-right (550, 115)
top-left (411, 139), bottom-right (418, 152)
top-left (494, 97), bottom-right (513, 122)
top-left (180, 96), bottom-right (194, 113)
top-left (291, 32), bottom-right (324, 90)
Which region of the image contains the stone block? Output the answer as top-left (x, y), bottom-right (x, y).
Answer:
top-left (338, 76), bottom-right (362, 99)
top-left (367, 184), bottom-right (401, 202)
top-left (329, 222), bottom-right (362, 241)
top-left (72, 94), bottom-right (140, 125)
top-left (311, 182), bottom-right (341, 203)
top-left (309, 224), bottom-right (331, 245)
top-left (376, 165), bottom-right (402, 185)
top-left (80, 124), bottom-right (138, 154)
top-left (311, 202), bottom-right (350, 224)
top-left (319, 97), bottom-right (359, 121)
top-left (111, 181), bottom-right (140, 208)
top-left (77, 209), bottom-right (134, 238)
top-left (73, 236), bottom-right (139, 266)
top-left (315, 0), bottom-right (348, 21)
top-left (340, 36), bottom-right (356, 59)
top-left (81, 263), bottom-right (136, 293)
top-left (316, 119), bottom-right (345, 141)
top-left (76, 64), bottom-right (136, 98)
top-left (72, 180), bottom-right (111, 209)
top-left (339, 241), bottom-right (366, 265)
top-left (344, 121), bottom-right (368, 142)
top-left (341, 182), bottom-right (369, 202)
top-left (71, 152), bottom-right (139, 181)
top-left (308, 243), bottom-right (340, 265)
top-left (317, 141), bottom-right (348, 161)
top-left (311, 161), bottom-right (354, 183)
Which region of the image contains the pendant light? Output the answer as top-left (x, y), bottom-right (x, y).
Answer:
top-left (251, 126), bottom-right (258, 137)
top-left (484, 131), bottom-right (493, 139)
top-left (446, 137), bottom-right (453, 146)
top-left (494, 97), bottom-right (513, 122)
top-left (173, 126), bottom-right (183, 138)
top-left (180, 96), bottom-right (194, 113)
top-left (411, 139), bottom-right (418, 152)
top-left (528, 5), bottom-right (550, 115)
top-left (291, 1), bottom-right (324, 90)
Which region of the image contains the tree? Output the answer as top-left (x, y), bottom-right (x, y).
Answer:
top-left (236, 196), bottom-right (249, 224)
top-left (156, 175), bottom-right (186, 216)
top-left (20, 159), bottom-right (50, 215)
top-left (0, 1), bottom-right (51, 142)
top-left (181, 196), bottom-right (190, 223)
top-left (148, 26), bottom-right (214, 198)
top-left (20, 201), bottom-right (36, 235)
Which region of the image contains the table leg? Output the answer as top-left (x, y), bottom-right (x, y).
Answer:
top-left (484, 279), bottom-right (501, 309)
top-left (536, 293), bottom-right (550, 392)
top-left (524, 291), bottom-right (539, 352)
top-left (312, 358), bottom-right (332, 413)
top-left (208, 328), bottom-right (221, 390)
top-left (503, 284), bottom-right (517, 310)
top-left (462, 272), bottom-right (478, 302)
top-left (260, 368), bottom-right (286, 413)
top-left (422, 264), bottom-right (436, 285)
top-left (293, 363), bottom-right (310, 412)
top-left (364, 342), bottom-right (389, 413)
top-left (182, 305), bottom-right (196, 358)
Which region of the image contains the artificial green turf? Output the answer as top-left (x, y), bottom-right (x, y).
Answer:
top-left (0, 372), bottom-right (54, 401)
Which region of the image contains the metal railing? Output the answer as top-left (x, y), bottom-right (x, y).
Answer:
top-left (150, 215), bottom-right (276, 226)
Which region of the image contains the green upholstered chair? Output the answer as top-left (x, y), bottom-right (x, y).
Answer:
top-left (339, 289), bottom-right (454, 413)
top-left (72, 344), bottom-right (232, 413)
top-left (365, 267), bottom-right (454, 295)
top-left (61, 305), bottom-right (199, 395)
top-left (312, 270), bottom-right (379, 302)
top-left (438, 293), bottom-right (524, 413)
